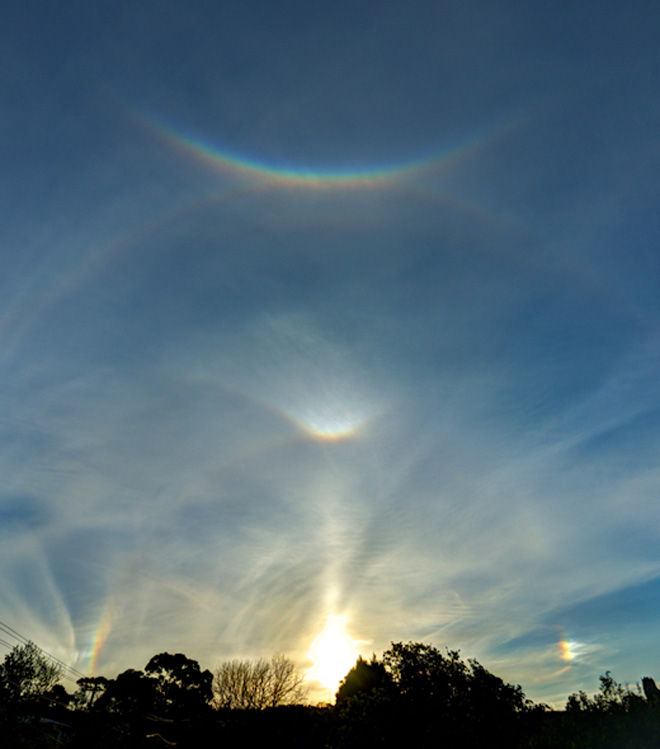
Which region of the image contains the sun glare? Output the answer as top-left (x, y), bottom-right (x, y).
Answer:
top-left (307, 615), bottom-right (358, 694)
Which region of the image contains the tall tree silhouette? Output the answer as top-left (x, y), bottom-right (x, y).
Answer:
top-left (145, 652), bottom-right (213, 717)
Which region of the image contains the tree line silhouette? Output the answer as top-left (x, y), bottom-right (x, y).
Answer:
top-left (1, 638), bottom-right (660, 747)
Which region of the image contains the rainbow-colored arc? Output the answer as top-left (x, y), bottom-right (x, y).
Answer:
top-left (146, 121), bottom-right (427, 188)
top-left (136, 108), bottom-right (500, 189)
top-left (89, 602), bottom-right (113, 674)
top-left (135, 107), bottom-right (530, 190)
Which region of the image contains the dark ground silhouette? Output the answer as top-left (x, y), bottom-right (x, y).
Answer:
top-left (2, 639), bottom-right (660, 748)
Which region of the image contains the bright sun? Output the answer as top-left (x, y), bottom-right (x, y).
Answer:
top-left (307, 614), bottom-right (358, 693)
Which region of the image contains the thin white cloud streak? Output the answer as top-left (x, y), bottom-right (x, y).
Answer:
top-left (0, 161), bottom-right (657, 707)
top-left (1, 2), bottom-right (658, 710)
top-left (4, 289), bottom-right (659, 696)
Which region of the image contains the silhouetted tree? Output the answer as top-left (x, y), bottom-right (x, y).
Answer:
top-left (96, 668), bottom-right (156, 717)
top-left (464, 657), bottom-right (529, 717)
top-left (566, 671), bottom-right (644, 714)
top-left (44, 682), bottom-right (71, 705)
top-left (334, 642), bottom-right (531, 748)
top-left (642, 676), bottom-right (660, 703)
top-left (145, 651), bottom-right (212, 717)
top-left (560, 671), bottom-right (660, 748)
top-left (91, 669), bottom-right (158, 748)
top-left (213, 654), bottom-right (306, 709)
top-left (336, 656), bottom-right (392, 703)
top-left (74, 675), bottom-right (109, 709)
top-left (0, 642), bottom-right (66, 748)
top-left (0, 640), bottom-right (61, 707)
top-left (267, 653), bottom-right (307, 707)
top-left (384, 641), bottom-right (469, 706)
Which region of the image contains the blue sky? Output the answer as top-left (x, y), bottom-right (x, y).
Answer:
top-left (1, 0), bottom-right (660, 705)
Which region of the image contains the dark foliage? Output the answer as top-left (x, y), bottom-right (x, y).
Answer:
top-left (336, 655), bottom-right (392, 703)
top-left (75, 675), bottom-right (109, 709)
top-left (335, 642), bottom-right (531, 748)
top-left (0, 640), bottom-right (61, 709)
top-left (566, 671), bottom-right (645, 714)
top-left (145, 651), bottom-right (213, 718)
top-left (3, 640), bottom-right (660, 747)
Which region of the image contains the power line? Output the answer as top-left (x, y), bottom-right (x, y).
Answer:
top-left (0, 635), bottom-right (78, 686)
top-left (0, 636), bottom-right (17, 651)
top-left (0, 633), bottom-right (79, 685)
top-left (0, 618), bottom-right (86, 678)
top-left (0, 619), bottom-right (87, 683)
